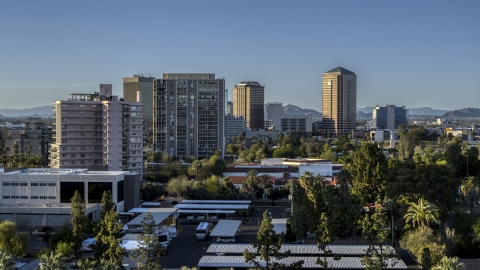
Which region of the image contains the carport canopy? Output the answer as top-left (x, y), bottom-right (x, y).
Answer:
top-left (210, 220), bottom-right (242, 237)
top-left (174, 204), bottom-right (249, 210)
top-left (127, 208), bottom-right (148, 213)
top-left (126, 208), bottom-right (177, 227)
top-left (181, 200), bottom-right (251, 204)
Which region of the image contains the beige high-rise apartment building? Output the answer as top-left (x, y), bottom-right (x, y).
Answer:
top-left (322, 67), bottom-right (357, 134)
top-left (50, 85), bottom-right (144, 173)
top-left (233, 81), bottom-right (264, 130)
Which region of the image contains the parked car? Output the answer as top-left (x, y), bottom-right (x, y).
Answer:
top-left (41, 226), bottom-right (54, 233)
top-left (216, 236), bottom-right (235, 243)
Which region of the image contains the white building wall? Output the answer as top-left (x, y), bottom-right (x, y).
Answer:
top-left (265, 102), bottom-right (284, 131)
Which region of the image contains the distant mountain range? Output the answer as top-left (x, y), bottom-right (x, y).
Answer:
top-left (0, 106), bottom-right (52, 117)
top-left (283, 104), bottom-right (323, 119)
top-left (0, 104), bottom-right (478, 119)
top-left (441, 108), bottom-right (480, 118)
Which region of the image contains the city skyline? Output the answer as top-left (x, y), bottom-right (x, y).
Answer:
top-left (0, 1), bottom-right (479, 111)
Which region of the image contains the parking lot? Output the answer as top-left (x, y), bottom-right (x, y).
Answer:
top-left (159, 207), bottom-right (281, 268)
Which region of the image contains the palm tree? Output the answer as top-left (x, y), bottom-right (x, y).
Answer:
top-left (191, 160), bottom-right (202, 181)
top-left (259, 173), bottom-right (272, 186)
top-left (38, 251), bottom-right (68, 270)
top-left (404, 197), bottom-right (439, 228)
top-left (246, 169), bottom-right (259, 183)
top-left (0, 249), bottom-right (16, 270)
top-left (27, 145), bottom-right (32, 156)
top-left (77, 258), bottom-right (97, 270)
top-left (12, 144), bottom-right (19, 155)
top-left (3, 146), bottom-right (9, 156)
top-left (77, 258), bottom-right (118, 270)
top-left (432, 256), bottom-right (465, 270)
top-left (96, 259), bottom-right (118, 270)
top-left (460, 176), bottom-right (480, 212)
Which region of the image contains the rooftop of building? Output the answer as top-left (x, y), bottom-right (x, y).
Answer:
top-left (325, 66), bottom-right (355, 75)
top-left (224, 164), bottom-right (298, 173)
top-left (237, 81), bottom-right (261, 86)
top-left (162, 73), bottom-right (216, 80)
top-left (1, 168), bottom-right (134, 176)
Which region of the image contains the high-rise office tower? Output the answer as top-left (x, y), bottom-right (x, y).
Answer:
top-left (322, 67), bottom-right (357, 134)
top-left (50, 85), bottom-right (144, 173)
top-left (372, 105), bottom-right (407, 129)
top-left (233, 81), bottom-right (264, 130)
top-left (153, 73), bottom-right (225, 159)
top-left (226, 101), bottom-right (233, 115)
top-left (123, 75), bottom-right (155, 131)
top-left (265, 102), bottom-right (284, 131)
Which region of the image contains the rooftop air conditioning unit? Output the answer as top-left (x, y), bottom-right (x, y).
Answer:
top-left (45, 202), bottom-right (50, 207)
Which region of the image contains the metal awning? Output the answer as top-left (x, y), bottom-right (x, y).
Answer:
top-left (210, 220), bottom-right (242, 237)
top-left (174, 204), bottom-right (249, 210)
top-left (206, 244), bottom-right (396, 256)
top-left (127, 208), bottom-right (149, 213)
top-left (197, 256), bottom-right (407, 269)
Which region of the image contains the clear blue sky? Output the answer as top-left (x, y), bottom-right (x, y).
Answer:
top-left (1, 0), bottom-right (479, 111)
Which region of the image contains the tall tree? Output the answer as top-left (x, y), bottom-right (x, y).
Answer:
top-left (100, 191), bottom-right (115, 221)
top-left (131, 212), bottom-right (164, 270)
top-left (350, 142), bottom-right (387, 202)
top-left (432, 256), bottom-right (465, 270)
top-left (95, 209), bottom-right (126, 266)
top-left (147, 151), bottom-right (163, 174)
top-left (316, 212), bottom-right (334, 269)
top-left (191, 160), bottom-right (202, 180)
top-left (298, 171), bottom-right (326, 231)
top-left (360, 211), bottom-right (399, 270)
top-left (0, 220), bottom-right (29, 257)
top-left (70, 190), bottom-right (89, 258)
top-left (404, 198), bottom-right (439, 228)
top-left (244, 211), bottom-right (303, 270)
top-left (12, 144), bottom-right (19, 155)
top-left (141, 181), bottom-right (164, 201)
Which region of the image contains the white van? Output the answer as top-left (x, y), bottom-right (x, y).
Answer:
top-left (216, 236), bottom-right (235, 243)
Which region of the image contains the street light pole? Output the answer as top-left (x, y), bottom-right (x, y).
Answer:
top-left (34, 216), bottom-right (39, 230)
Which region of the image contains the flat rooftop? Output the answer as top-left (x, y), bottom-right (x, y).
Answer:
top-left (174, 204), bottom-right (250, 210)
top-left (181, 200), bottom-right (251, 204)
top-left (2, 168), bottom-right (133, 176)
